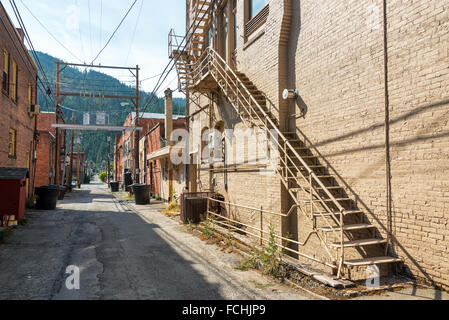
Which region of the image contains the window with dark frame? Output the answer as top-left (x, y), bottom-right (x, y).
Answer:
top-left (250, 0), bottom-right (269, 19)
top-left (28, 83), bottom-right (33, 106)
top-left (245, 0), bottom-right (270, 39)
top-left (9, 128), bottom-right (16, 157)
top-left (2, 49), bottom-right (9, 93)
top-left (11, 60), bottom-right (18, 102)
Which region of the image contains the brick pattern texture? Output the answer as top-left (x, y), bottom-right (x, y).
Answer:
top-left (185, 0), bottom-right (449, 288)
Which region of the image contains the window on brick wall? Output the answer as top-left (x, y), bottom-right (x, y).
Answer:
top-left (9, 128), bottom-right (16, 157)
top-left (245, 0), bottom-right (269, 38)
top-left (2, 49), bottom-right (9, 93)
top-left (11, 60), bottom-right (18, 102)
top-left (28, 83), bottom-right (33, 105)
top-left (250, 0), bottom-right (268, 19)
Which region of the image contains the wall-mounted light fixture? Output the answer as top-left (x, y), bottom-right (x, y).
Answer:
top-left (282, 89), bottom-right (299, 100)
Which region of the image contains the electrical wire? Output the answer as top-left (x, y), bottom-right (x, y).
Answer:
top-left (125, 0), bottom-right (144, 65)
top-left (88, 0), bottom-right (93, 58)
top-left (18, 0), bottom-right (83, 64)
top-left (8, 0), bottom-right (55, 105)
top-left (75, 0), bottom-right (86, 62)
top-left (138, 0), bottom-right (215, 119)
top-left (90, 0), bottom-right (138, 65)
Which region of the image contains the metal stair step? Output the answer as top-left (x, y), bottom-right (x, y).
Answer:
top-left (286, 165), bottom-right (325, 169)
top-left (330, 238), bottom-right (387, 248)
top-left (318, 223), bottom-right (375, 232)
top-left (300, 197), bottom-right (351, 203)
top-left (314, 186), bottom-right (344, 191)
top-left (313, 210), bottom-right (363, 217)
top-left (290, 186), bottom-right (344, 192)
top-left (344, 256), bottom-right (403, 267)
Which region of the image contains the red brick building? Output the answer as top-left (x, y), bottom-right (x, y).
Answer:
top-left (35, 112), bottom-right (66, 187)
top-left (0, 3), bottom-right (39, 198)
top-left (114, 112), bottom-right (184, 185)
top-left (141, 117), bottom-right (186, 199)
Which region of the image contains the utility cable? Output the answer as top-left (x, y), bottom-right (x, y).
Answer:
top-left (90, 0), bottom-right (138, 65)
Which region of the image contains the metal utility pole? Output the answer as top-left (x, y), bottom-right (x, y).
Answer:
top-left (107, 136), bottom-right (111, 185)
top-left (68, 113), bottom-right (75, 191)
top-left (185, 91), bottom-right (190, 192)
top-left (54, 61), bottom-right (61, 186)
top-left (165, 88), bottom-right (174, 202)
top-left (133, 65), bottom-right (140, 184)
top-left (76, 132), bottom-right (81, 188)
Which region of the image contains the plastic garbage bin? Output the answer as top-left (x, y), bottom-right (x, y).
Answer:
top-left (35, 185), bottom-right (60, 210)
top-left (131, 184), bottom-right (151, 205)
top-left (110, 181), bottom-right (119, 192)
top-left (58, 186), bottom-right (67, 200)
top-left (124, 172), bottom-right (133, 192)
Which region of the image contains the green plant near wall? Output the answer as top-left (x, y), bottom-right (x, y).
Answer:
top-left (98, 171), bottom-right (107, 183)
top-left (201, 218), bottom-right (214, 239)
top-left (234, 223), bottom-right (284, 278)
top-left (259, 224), bottom-right (283, 278)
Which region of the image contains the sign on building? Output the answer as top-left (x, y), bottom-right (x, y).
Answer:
top-left (96, 112), bottom-right (106, 125)
top-left (83, 112), bottom-right (90, 125)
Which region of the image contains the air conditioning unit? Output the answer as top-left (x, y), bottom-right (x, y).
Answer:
top-left (28, 104), bottom-right (41, 116)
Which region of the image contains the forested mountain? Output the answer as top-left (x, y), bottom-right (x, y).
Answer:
top-left (34, 51), bottom-right (185, 168)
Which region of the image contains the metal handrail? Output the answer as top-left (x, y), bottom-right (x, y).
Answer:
top-left (183, 46), bottom-right (348, 276)
top-left (207, 197), bottom-right (336, 268)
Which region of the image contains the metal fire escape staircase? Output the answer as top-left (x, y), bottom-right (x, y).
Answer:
top-left (169, 8), bottom-right (401, 280)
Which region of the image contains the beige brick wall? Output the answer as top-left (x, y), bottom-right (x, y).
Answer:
top-left (185, 0), bottom-right (449, 288)
top-left (289, 0), bottom-right (449, 287)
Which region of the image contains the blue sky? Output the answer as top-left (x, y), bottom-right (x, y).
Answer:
top-left (4, 0), bottom-right (186, 95)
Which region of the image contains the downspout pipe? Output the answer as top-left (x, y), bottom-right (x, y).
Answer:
top-left (383, 0), bottom-right (393, 255)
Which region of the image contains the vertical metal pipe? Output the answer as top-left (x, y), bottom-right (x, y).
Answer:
top-left (260, 206), bottom-right (263, 245)
top-left (383, 0), bottom-right (392, 255)
top-left (134, 65), bottom-right (140, 183)
top-left (54, 61), bottom-right (60, 186)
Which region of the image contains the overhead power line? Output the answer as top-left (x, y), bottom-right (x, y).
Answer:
top-left (125, 0), bottom-right (144, 65)
top-left (9, 0), bottom-right (55, 103)
top-left (18, 0), bottom-right (83, 63)
top-left (139, 0), bottom-right (216, 118)
top-left (90, 0), bottom-right (138, 65)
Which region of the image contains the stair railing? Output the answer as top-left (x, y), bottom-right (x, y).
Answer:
top-left (188, 47), bottom-right (349, 277)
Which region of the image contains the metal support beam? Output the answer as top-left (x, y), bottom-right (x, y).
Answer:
top-left (52, 124), bottom-right (143, 131)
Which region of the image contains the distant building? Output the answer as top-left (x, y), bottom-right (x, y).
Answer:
top-left (70, 151), bottom-right (86, 185)
top-left (114, 112), bottom-right (185, 187)
top-left (140, 116), bottom-right (186, 200)
top-left (0, 3), bottom-right (39, 198)
top-left (35, 112), bottom-right (66, 187)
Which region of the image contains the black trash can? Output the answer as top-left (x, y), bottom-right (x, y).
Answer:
top-left (110, 181), bottom-right (119, 192)
top-left (132, 184), bottom-right (151, 205)
top-left (124, 172), bottom-right (133, 192)
top-left (35, 185), bottom-right (60, 210)
top-left (58, 185), bottom-right (67, 200)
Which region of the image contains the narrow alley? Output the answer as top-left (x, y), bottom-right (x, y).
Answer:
top-left (0, 179), bottom-right (311, 300)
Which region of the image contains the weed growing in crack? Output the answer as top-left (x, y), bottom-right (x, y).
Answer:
top-left (225, 231), bottom-right (233, 247)
top-left (235, 250), bottom-right (259, 271)
top-left (187, 219), bottom-right (195, 231)
top-left (260, 224), bottom-right (283, 278)
top-left (201, 218), bottom-right (214, 239)
top-left (234, 224), bottom-right (284, 279)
